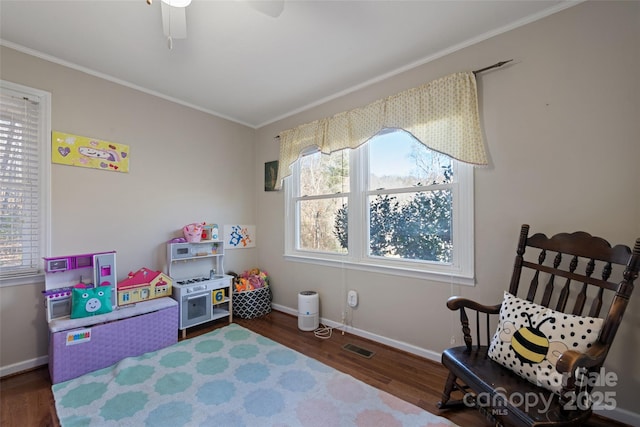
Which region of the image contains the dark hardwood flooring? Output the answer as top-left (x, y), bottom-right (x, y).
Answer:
top-left (0, 310), bottom-right (628, 427)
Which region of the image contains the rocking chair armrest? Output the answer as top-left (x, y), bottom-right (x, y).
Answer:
top-left (556, 342), bottom-right (608, 374)
top-left (446, 296), bottom-right (501, 315)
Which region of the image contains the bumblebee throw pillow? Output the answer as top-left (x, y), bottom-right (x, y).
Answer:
top-left (488, 291), bottom-right (603, 394)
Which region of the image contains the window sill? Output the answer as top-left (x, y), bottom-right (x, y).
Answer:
top-left (283, 254), bottom-right (475, 286)
top-left (0, 273), bottom-right (45, 288)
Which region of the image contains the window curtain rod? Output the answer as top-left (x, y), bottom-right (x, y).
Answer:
top-left (273, 60), bottom-right (512, 140)
top-left (472, 59), bottom-right (513, 75)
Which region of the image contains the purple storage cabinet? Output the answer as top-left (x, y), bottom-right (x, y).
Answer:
top-left (48, 297), bottom-right (178, 384)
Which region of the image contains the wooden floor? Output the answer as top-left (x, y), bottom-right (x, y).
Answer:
top-left (0, 310), bottom-right (628, 427)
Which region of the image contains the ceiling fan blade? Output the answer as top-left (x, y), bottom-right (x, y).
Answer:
top-left (243, 0), bottom-right (285, 18)
top-left (161, 1), bottom-right (187, 39)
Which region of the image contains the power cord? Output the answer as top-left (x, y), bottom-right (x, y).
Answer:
top-left (313, 324), bottom-right (333, 339)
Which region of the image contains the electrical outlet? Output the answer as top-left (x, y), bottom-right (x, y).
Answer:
top-left (347, 290), bottom-right (358, 307)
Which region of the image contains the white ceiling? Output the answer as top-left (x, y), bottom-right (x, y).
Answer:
top-left (0, 0), bottom-right (577, 128)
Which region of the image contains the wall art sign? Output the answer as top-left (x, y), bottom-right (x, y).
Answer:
top-left (52, 131), bottom-right (129, 173)
top-left (264, 160), bottom-right (278, 191)
top-left (224, 225), bottom-right (256, 249)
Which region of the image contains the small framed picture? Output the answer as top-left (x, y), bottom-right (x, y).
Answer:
top-left (264, 160), bottom-right (278, 191)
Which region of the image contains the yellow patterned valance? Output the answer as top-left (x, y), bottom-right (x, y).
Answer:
top-left (275, 71), bottom-right (487, 189)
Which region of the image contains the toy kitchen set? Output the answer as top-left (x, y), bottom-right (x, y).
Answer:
top-left (43, 250), bottom-right (179, 385)
top-left (43, 251), bottom-right (117, 322)
top-left (167, 236), bottom-right (233, 338)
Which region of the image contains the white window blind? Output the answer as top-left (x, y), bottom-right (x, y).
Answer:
top-left (0, 82), bottom-right (51, 282)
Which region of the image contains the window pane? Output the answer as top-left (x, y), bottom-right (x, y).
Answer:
top-left (298, 197), bottom-right (347, 254)
top-left (369, 130), bottom-right (453, 190)
top-left (0, 88), bottom-right (43, 278)
top-left (299, 149), bottom-right (349, 196)
top-left (369, 190), bottom-right (452, 263)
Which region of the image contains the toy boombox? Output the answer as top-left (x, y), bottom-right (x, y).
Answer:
top-left (117, 268), bottom-right (172, 305)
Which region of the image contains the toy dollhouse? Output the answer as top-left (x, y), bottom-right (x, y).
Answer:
top-left (117, 267), bottom-right (173, 305)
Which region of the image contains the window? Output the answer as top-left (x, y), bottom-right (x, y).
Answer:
top-left (0, 81), bottom-right (51, 285)
top-left (296, 148), bottom-right (350, 254)
top-left (285, 129), bottom-right (474, 285)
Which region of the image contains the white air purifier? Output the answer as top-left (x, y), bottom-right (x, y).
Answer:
top-left (298, 291), bottom-right (319, 331)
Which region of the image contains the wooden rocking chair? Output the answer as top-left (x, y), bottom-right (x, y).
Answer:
top-left (438, 224), bottom-right (640, 426)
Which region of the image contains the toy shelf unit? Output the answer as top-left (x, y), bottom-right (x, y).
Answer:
top-left (167, 240), bottom-right (233, 338)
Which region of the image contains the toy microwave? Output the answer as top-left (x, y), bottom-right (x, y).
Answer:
top-left (170, 242), bottom-right (193, 260)
top-left (169, 241), bottom-right (219, 260)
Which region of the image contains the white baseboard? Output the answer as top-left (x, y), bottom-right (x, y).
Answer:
top-left (0, 355), bottom-right (48, 378)
top-left (594, 406), bottom-right (640, 426)
top-left (271, 303), bottom-right (441, 363)
top-left (271, 304), bottom-right (639, 424)
top-left (271, 303), bottom-right (296, 316)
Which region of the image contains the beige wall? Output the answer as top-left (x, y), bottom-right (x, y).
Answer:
top-left (1, 0), bottom-right (638, 421)
top-left (0, 46), bottom-right (258, 373)
top-left (255, 1), bottom-right (639, 419)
